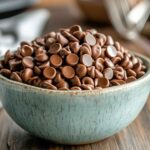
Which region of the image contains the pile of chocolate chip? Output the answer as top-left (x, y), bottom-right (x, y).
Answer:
top-left (0, 25), bottom-right (146, 90)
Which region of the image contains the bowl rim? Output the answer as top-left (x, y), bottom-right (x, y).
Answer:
top-left (0, 51), bottom-right (150, 95)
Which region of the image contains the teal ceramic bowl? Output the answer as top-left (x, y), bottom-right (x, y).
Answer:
top-left (0, 52), bottom-right (150, 145)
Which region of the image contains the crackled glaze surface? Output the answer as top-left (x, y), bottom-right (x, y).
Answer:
top-left (0, 53), bottom-right (150, 145)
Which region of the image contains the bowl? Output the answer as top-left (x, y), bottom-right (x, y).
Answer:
top-left (0, 52), bottom-right (150, 145)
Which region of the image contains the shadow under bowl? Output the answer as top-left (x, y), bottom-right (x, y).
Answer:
top-left (0, 52), bottom-right (150, 145)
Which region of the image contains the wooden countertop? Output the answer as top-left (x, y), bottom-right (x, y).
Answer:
top-left (0, 6), bottom-right (150, 150)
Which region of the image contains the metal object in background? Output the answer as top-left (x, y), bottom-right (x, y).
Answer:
top-left (0, 9), bottom-right (50, 56)
top-left (104, 0), bottom-right (150, 56)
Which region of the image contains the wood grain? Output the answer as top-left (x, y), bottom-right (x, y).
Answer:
top-left (0, 6), bottom-right (150, 150)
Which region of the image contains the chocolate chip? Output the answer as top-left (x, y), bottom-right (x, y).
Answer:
top-left (82, 77), bottom-right (94, 85)
top-left (92, 44), bottom-right (101, 59)
top-left (49, 43), bottom-right (62, 54)
top-left (71, 76), bottom-right (81, 86)
top-left (126, 76), bottom-right (136, 83)
top-left (62, 66), bottom-right (75, 79)
top-left (22, 68), bottom-right (33, 82)
top-left (103, 68), bottom-right (114, 80)
top-left (35, 53), bottom-right (49, 62)
top-left (76, 64), bottom-right (87, 78)
top-left (21, 45), bottom-right (34, 57)
top-left (70, 25), bottom-right (82, 33)
top-left (10, 72), bottom-right (22, 82)
top-left (56, 33), bottom-right (69, 46)
top-left (61, 30), bottom-right (79, 42)
top-left (43, 67), bottom-right (56, 79)
top-left (70, 42), bottom-right (80, 54)
top-left (0, 69), bottom-right (11, 78)
top-left (22, 56), bottom-right (34, 68)
top-left (81, 54), bottom-right (93, 67)
top-left (84, 32), bottom-right (96, 46)
top-left (106, 45), bottom-right (117, 58)
top-left (66, 53), bottom-right (79, 66)
top-left (50, 54), bottom-right (62, 68)
top-left (97, 77), bottom-right (110, 88)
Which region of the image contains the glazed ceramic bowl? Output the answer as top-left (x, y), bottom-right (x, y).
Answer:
top-left (0, 52), bottom-right (150, 145)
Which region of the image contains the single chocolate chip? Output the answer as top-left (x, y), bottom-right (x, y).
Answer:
top-left (10, 72), bottom-right (22, 82)
top-left (35, 53), bottom-right (48, 62)
top-left (61, 30), bottom-right (79, 42)
top-left (80, 46), bottom-right (91, 56)
top-left (46, 38), bottom-right (56, 48)
top-left (59, 48), bottom-right (71, 58)
top-left (43, 67), bottom-right (56, 79)
top-left (82, 77), bottom-right (94, 85)
top-left (22, 56), bottom-right (34, 68)
top-left (126, 76), bottom-right (136, 83)
top-left (97, 77), bottom-right (110, 88)
top-left (106, 35), bottom-right (114, 45)
top-left (92, 44), bottom-right (101, 59)
top-left (73, 31), bottom-right (85, 40)
top-left (127, 69), bottom-right (136, 77)
top-left (87, 66), bottom-right (95, 78)
top-left (22, 68), bottom-right (33, 82)
top-left (71, 76), bottom-right (81, 86)
top-left (54, 73), bottom-right (63, 83)
top-left (95, 58), bottom-right (104, 71)
top-left (41, 82), bottom-right (57, 90)
top-left (105, 58), bottom-right (114, 69)
top-left (21, 45), bottom-right (34, 57)
top-left (0, 69), bottom-right (11, 78)
top-left (106, 46), bottom-right (117, 58)
top-left (111, 79), bottom-right (125, 85)
top-left (103, 68), bottom-right (114, 80)
top-left (133, 61), bottom-right (142, 73)
top-left (115, 66), bottom-right (125, 79)
top-left (84, 32), bottom-right (96, 46)
top-left (50, 54), bottom-right (62, 68)
top-left (56, 33), bottom-right (69, 46)
top-left (56, 80), bottom-right (69, 89)
top-left (34, 66), bottom-right (41, 75)
top-left (114, 41), bottom-right (121, 51)
top-left (81, 54), bottom-right (93, 67)
top-left (34, 47), bottom-right (46, 56)
top-left (66, 53), bottom-right (79, 66)
top-left (61, 66), bottom-right (75, 79)
top-left (46, 32), bottom-right (56, 38)
top-left (112, 57), bottom-right (121, 64)
top-left (38, 61), bottom-right (50, 69)
top-left (95, 69), bottom-right (103, 78)
top-left (76, 64), bottom-right (87, 78)
top-left (137, 71), bottom-right (145, 78)
top-left (70, 25), bottom-right (82, 33)
top-left (69, 42), bottom-right (80, 54)
top-left (49, 43), bottom-right (62, 54)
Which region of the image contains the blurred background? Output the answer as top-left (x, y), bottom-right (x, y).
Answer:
top-left (0, 0), bottom-right (149, 56)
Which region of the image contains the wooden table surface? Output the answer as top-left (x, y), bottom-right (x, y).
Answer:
top-left (0, 6), bottom-right (150, 150)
